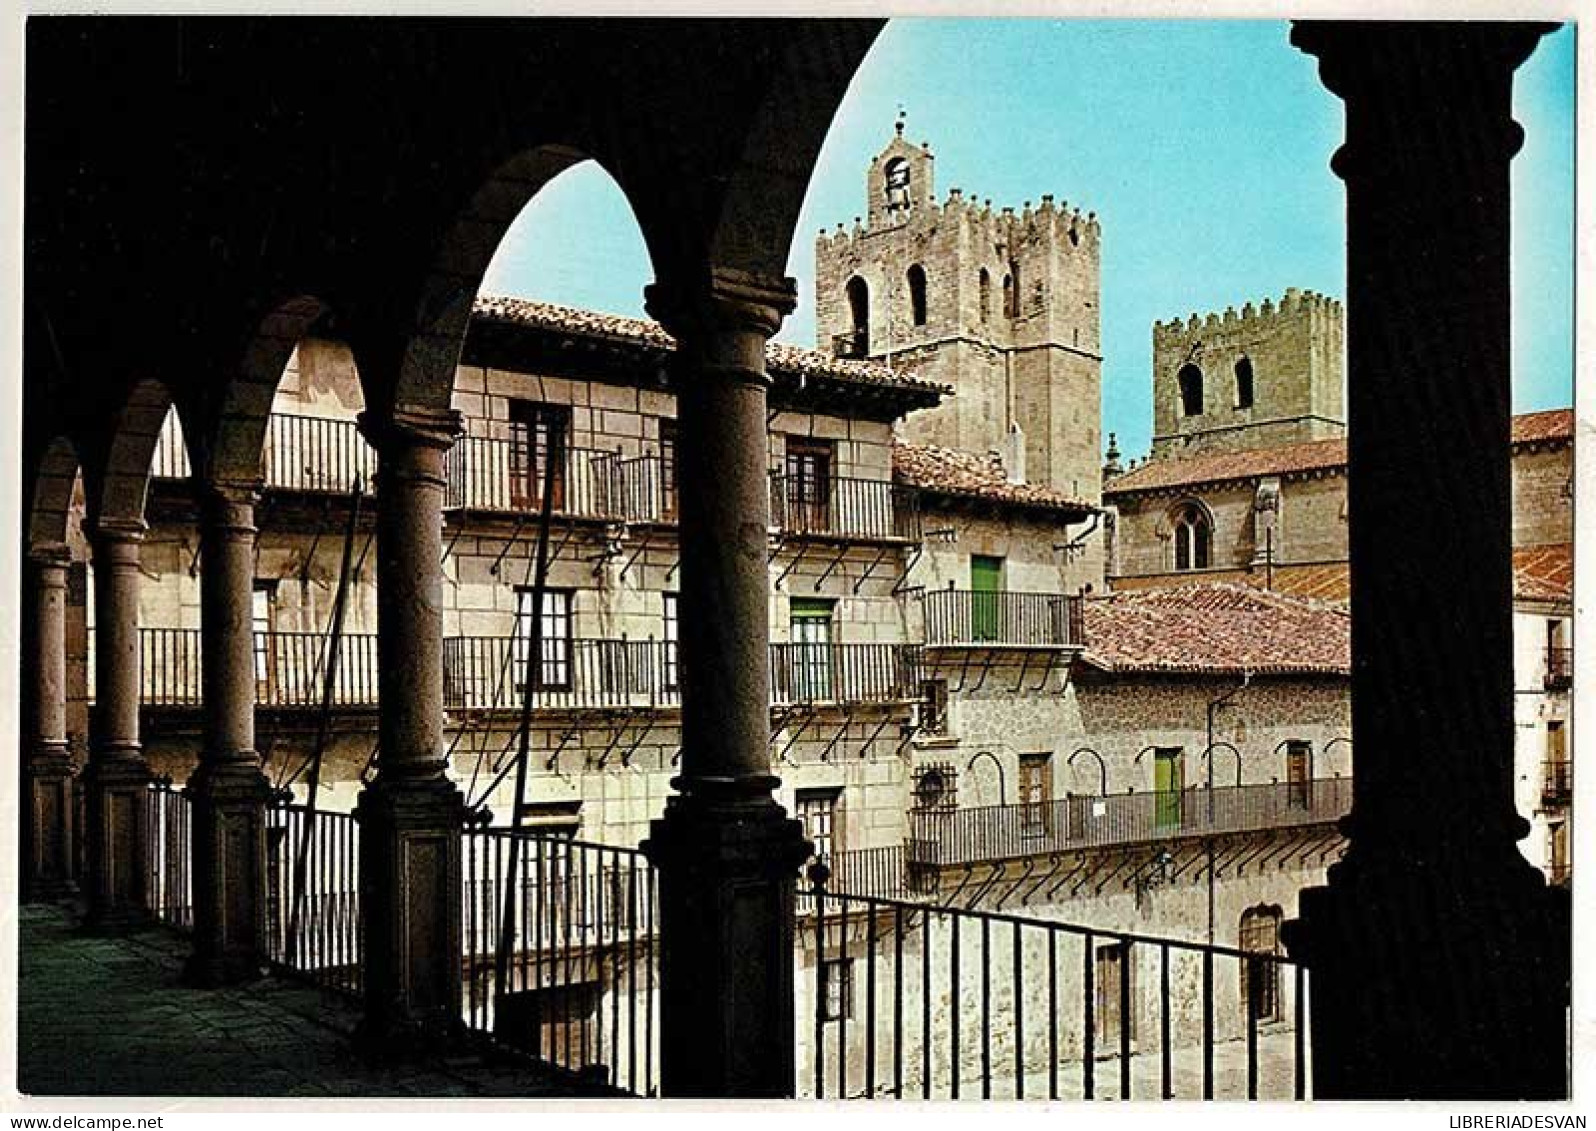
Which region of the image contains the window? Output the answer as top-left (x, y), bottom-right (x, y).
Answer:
top-left (513, 587), bottom-right (574, 691)
top-left (1234, 357), bottom-right (1255, 409)
top-left (912, 762), bottom-right (957, 811)
top-left (1005, 261), bottom-right (1022, 318)
top-left (797, 788), bottom-right (843, 863)
top-left (658, 418), bottom-right (679, 522)
top-left (1153, 747), bottom-right (1184, 831)
top-left (784, 437), bottom-right (833, 534)
top-left (1546, 618), bottom-right (1571, 687)
top-left (907, 264), bottom-right (928, 326)
top-left (1019, 752), bottom-right (1054, 835)
top-left (884, 156), bottom-right (910, 213)
top-left (788, 598), bottom-right (836, 702)
top-left (919, 678), bottom-right (949, 737)
top-left (1171, 503), bottom-right (1212, 571)
top-left (1285, 740), bottom-right (1312, 809)
top-left (1239, 905), bottom-right (1283, 1022)
top-left (843, 277), bottom-right (870, 357)
top-left (509, 400), bottom-right (570, 511)
top-left (978, 268), bottom-right (992, 322)
top-left (252, 581), bottom-right (277, 699)
top-left (820, 957), bottom-right (855, 1022)
top-left (1178, 363), bottom-right (1204, 417)
top-left (1094, 942), bottom-right (1134, 1050)
top-left (662, 592), bottom-right (679, 692)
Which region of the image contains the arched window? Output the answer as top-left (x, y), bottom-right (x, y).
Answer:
top-left (1178, 363), bottom-right (1204, 417)
top-left (978, 268), bottom-right (992, 322)
top-left (1006, 260), bottom-right (1022, 318)
top-left (1171, 502), bottom-right (1211, 571)
top-left (907, 264), bottom-right (928, 327)
top-left (1234, 356), bottom-right (1255, 409)
top-left (1239, 905), bottom-right (1283, 1022)
top-left (1001, 274), bottom-right (1015, 320)
top-left (844, 276), bottom-right (870, 357)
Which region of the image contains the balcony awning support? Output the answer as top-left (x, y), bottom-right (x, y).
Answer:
top-left (618, 522), bottom-right (655, 581)
top-left (1044, 854), bottom-right (1090, 902)
top-left (993, 856), bottom-right (1038, 911)
top-left (851, 542), bottom-right (893, 594)
top-left (772, 536), bottom-right (808, 589)
top-left (818, 711), bottom-right (855, 763)
top-left (858, 713), bottom-right (895, 759)
top-left (1019, 854), bottom-right (1066, 906)
top-left (810, 541), bottom-right (850, 592)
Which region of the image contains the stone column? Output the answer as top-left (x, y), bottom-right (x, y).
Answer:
top-left (641, 268), bottom-right (811, 1098)
top-left (185, 480), bottom-right (272, 984)
top-left (82, 516), bottom-right (152, 930)
top-left (1285, 22), bottom-right (1567, 1099)
top-left (356, 404), bottom-right (465, 1053)
top-left (22, 543), bottom-right (78, 900)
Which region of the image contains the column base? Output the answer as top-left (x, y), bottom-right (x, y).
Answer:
top-left (184, 759), bottom-right (272, 987)
top-left (80, 752), bottom-right (152, 933)
top-left (355, 775), bottom-right (466, 1060)
top-left (1285, 850), bottom-right (1569, 1099)
top-left (642, 788), bottom-right (811, 1098)
top-left (23, 744), bottom-right (78, 902)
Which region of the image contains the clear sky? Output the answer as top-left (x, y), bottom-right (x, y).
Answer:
top-left (482, 20), bottom-right (1576, 461)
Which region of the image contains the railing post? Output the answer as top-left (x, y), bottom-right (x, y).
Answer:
top-left (355, 404), bottom-right (466, 1055)
top-left (1287, 21), bottom-right (1567, 1099)
top-left (82, 516), bottom-right (152, 930)
top-left (641, 268), bottom-right (810, 1098)
top-left (185, 479), bottom-right (273, 984)
top-left (22, 542), bottom-right (78, 900)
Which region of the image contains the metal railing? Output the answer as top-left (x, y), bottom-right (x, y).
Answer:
top-left (1542, 760), bottom-right (1572, 806)
top-left (150, 412), bottom-right (375, 494)
top-left (463, 828), bottom-right (660, 1096)
top-left (799, 870), bottom-right (1309, 1100)
top-left (770, 473), bottom-right (921, 542)
top-left (443, 637), bottom-right (680, 712)
top-left (907, 778), bottom-right (1353, 868)
top-left (145, 778), bottom-right (192, 930)
top-left (1545, 646), bottom-right (1573, 689)
top-left (771, 643), bottom-right (922, 706)
top-left (265, 802), bottom-right (362, 996)
top-left (445, 438), bottom-right (634, 519)
top-left (138, 628), bottom-right (380, 708)
top-left (923, 589), bottom-right (1085, 649)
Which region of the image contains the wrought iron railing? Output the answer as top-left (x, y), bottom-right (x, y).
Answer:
top-left (463, 828), bottom-right (660, 1096)
top-left (150, 411), bottom-right (375, 494)
top-left (799, 868), bottom-right (1309, 1100)
top-left (770, 473), bottom-right (921, 541)
top-left (445, 437), bottom-right (637, 519)
top-left (145, 777), bottom-right (192, 930)
top-left (907, 778), bottom-right (1352, 867)
top-left (1542, 760), bottom-right (1572, 806)
top-left (138, 627), bottom-right (380, 708)
top-left (266, 802), bottom-right (362, 996)
top-left (443, 637), bottom-right (679, 712)
top-left (923, 589), bottom-right (1085, 649)
top-left (770, 643), bottom-right (922, 706)
top-left (1545, 646), bottom-right (1573, 689)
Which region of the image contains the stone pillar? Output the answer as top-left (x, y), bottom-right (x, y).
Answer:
top-left (1285, 22), bottom-right (1567, 1099)
top-left (22, 543), bottom-right (78, 900)
top-left (185, 480), bottom-right (272, 984)
top-left (82, 517), bottom-right (152, 930)
top-left (356, 404), bottom-right (465, 1053)
top-left (641, 268), bottom-right (811, 1098)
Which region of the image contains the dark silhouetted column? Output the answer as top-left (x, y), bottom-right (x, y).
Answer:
top-left (356, 404), bottom-right (465, 1053)
top-left (1286, 21), bottom-right (1567, 1099)
top-left (641, 268), bottom-right (811, 1098)
top-left (185, 480), bottom-right (272, 984)
top-left (23, 543), bottom-right (78, 900)
top-left (82, 516), bottom-right (152, 930)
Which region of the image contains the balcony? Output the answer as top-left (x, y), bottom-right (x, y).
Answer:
top-left (444, 436), bottom-right (658, 522)
top-left (906, 777), bottom-right (1353, 867)
top-left (1544, 646), bottom-right (1572, 690)
top-left (152, 412), bottom-right (377, 495)
top-left (139, 627), bottom-right (379, 708)
top-left (923, 588), bottom-right (1085, 650)
top-left (770, 642), bottom-right (922, 706)
top-left (770, 473), bottom-right (920, 542)
top-left (1541, 759), bottom-right (1571, 807)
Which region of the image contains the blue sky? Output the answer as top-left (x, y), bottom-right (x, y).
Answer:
top-left (482, 20), bottom-right (1575, 461)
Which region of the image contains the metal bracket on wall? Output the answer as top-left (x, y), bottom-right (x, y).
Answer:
top-left (812, 541), bottom-right (851, 592)
top-left (852, 543), bottom-right (893, 594)
top-left (619, 523), bottom-right (654, 582)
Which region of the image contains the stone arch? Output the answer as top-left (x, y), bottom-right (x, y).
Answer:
top-left (87, 379), bottom-right (182, 527)
top-left (1178, 362), bottom-right (1205, 417)
top-left (1234, 355), bottom-right (1256, 409)
top-left (978, 268), bottom-right (992, 322)
top-left (28, 435), bottom-right (82, 551)
top-left (846, 275), bottom-right (870, 351)
top-left (1169, 497), bottom-right (1214, 571)
top-left (907, 264), bottom-right (928, 326)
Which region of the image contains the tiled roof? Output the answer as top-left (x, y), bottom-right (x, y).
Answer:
top-left (471, 295), bottom-right (950, 396)
top-left (1105, 408), bottom-right (1573, 495)
top-left (1514, 542), bottom-right (1572, 603)
top-left (1080, 583), bottom-right (1350, 676)
top-left (893, 441), bottom-right (1098, 515)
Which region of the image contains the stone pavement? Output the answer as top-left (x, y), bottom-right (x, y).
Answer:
top-left (16, 903), bottom-right (585, 1098)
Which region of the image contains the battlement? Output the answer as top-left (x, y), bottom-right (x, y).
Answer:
top-left (1153, 288), bottom-right (1341, 344)
top-left (818, 187), bottom-right (1101, 255)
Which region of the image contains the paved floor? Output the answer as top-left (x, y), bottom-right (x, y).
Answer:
top-left (16, 903), bottom-right (584, 1098)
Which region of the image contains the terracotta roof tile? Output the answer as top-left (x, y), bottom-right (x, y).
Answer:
top-left (893, 440), bottom-right (1098, 516)
top-left (472, 295), bottom-right (950, 397)
top-left (1105, 409), bottom-right (1572, 495)
top-left (1080, 582), bottom-right (1350, 675)
top-left (1513, 542), bottom-right (1572, 603)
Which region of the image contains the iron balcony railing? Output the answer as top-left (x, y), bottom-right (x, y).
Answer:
top-left (1545, 646), bottom-right (1573, 689)
top-left (445, 437), bottom-right (646, 520)
top-left (770, 643), bottom-right (923, 706)
top-left (138, 627), bottom-right (380, 708)
top-left (266, 802), bottom-right (363, 996)
top-left (800, 870), bottom-right (1309, 1100)
top-left (1542, 759), bottom-right (1572, 806)
top-left (151, 412), bottom-right (376, 495)
top-left (770, 473), bottom-right (922, 542)
top-left (923, 588), bottom-right (1085, 649)
top-left (907, 778), bottom-right (1353, 868)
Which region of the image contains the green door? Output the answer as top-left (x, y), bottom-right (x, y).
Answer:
top-left (790, 598), bottom-right (835, 701)
top-left (970, 555), bottom-right (1004, 642)
top-left (1154, 748), bottom-right (1184, 830)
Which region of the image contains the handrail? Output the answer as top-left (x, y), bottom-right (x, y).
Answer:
top-left (924, 588), bottom-right (1085, 648)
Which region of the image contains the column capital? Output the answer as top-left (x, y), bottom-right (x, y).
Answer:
top-left (83, 515), bottom-right (147, 548)
top-left (358, 404), bottom-right (464, 456)
top-left (27, 541), bottom-right (72, 570)
top-left (645, 267), bottom-right (798, 346)
top-left (1292, 21), bottom-right (1551, 103)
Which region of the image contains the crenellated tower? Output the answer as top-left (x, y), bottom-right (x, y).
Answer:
top-left (814, 121), bottom-right (1103, 505)
top-left (1150, 288), bottom-right (1346, 459)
